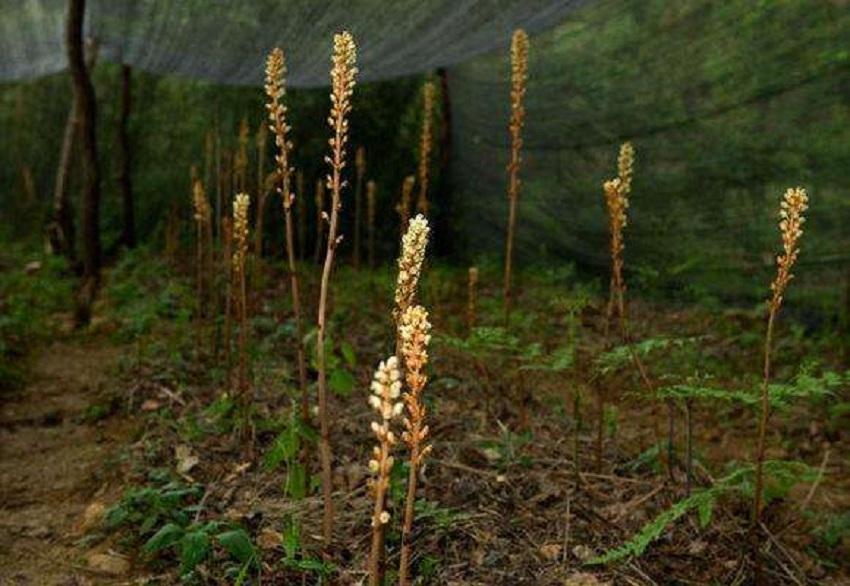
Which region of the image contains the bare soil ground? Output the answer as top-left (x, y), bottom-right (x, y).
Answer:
top-left (0, 337), bottom-right (135, 585)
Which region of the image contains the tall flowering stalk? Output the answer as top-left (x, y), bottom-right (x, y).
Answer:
top-left (604, 141), bottom-right (634, 333)
top-left (191, 179), bottom-right (212, 327)
top-left (397, 305), bottom-right (433, 586)
top-left (416, 81), bottom-right (435, 215)
top-left (397, 175), bottom-right (415, 238)
top-left (316, 31), bottom-right (358, 549)
top-left (603, 177), bottom-right (628, 332)
top-left (391, 214), bottom-right (430, 584)
top-left (235, 118), bottom-right (249, 193)
top-left (221, 216), bottom-right (233, 370)
top-left (265, 48), bottom-right (309, 424)
top-left (366, 356), bottom-right (403, 586)
top-left (753, 188), bottom-right (809, 525)
top-left (502, 29), bottom-right (529, 326)
top-left (354, 146), bottom-right (366, 268)
top-left (598, 143), bottom-right (659, 471)
top-left (254, 120), bottom-right (268, 259)
top-left (367, 179), bottom-right (376, 268)
top-left (232, 193), bottom-right (251, 451)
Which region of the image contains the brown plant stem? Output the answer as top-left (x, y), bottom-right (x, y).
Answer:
top-left (751, 187), bottom-right (808, 585)
top-left (397, 175), bottom-right (414, 239)
top-left (354, 146), bottom-right (365, 269)
top-left (367, 180), bottom-right (376, 268)
top-left (232, 194), bottom-right (251, 453)
top-left (502, 29), bottom-right (529, 328)
top-left (254, 121), bottom-right (267, 260)
top-left (366, 358), bottom-right (401, 586)
top-left (265, 48), bottom-right (309, 426)
top-left (416, 82), bottom-right (435, 215)
top-left (316, 31), bottom-right (358, 552)
top-left (467, 266), bottom-right (478, 332)
top-left (221, 217), bottom-right (233, 376)
top-left (398, 306), bottom-right (432, 586)
top-left (314, 179), bottom-right (326, 264)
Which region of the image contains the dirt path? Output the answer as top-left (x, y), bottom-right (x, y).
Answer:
top-left (0, 338), bottom-right (135, 585)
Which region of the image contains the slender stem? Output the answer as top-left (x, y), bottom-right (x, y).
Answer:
top-left (754, 310), bottom-right (776, 522)
top-left (573, 389), bottom-right (581, 486)
top-left (223, 223), bottom-right (233, 377)
top-left (503, 192), bottom-right (519, 327)
top-left (316, 238), bottom-right (337, 550)
top-left (752, 307), bottom-right (777, 586)
top-left (367, 442), bottom-right (390, 586)
top-left (595, 390), bottom-right (604, 470)
top-left (195, 221), bottom-right (204, 347)
top-left (354, 157), bottom-right (364, 269)
top-left (316, 73), bottom-right (350, 548)
top-left (398, 439), bottom-right (420, 586)
top-left (685, 399), bottom-right (693, 496)
top-left (284, 207), bottom-right (308, 424)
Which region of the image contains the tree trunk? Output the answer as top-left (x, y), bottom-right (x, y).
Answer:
top-left (51, 41), bottom-right (98, 263)
top-left (67, 0), bottom-right (102, 326)
top-left (117, 64), bottom-right (135, 249)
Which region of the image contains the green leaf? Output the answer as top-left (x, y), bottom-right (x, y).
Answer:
top-left (144, 522), bottom-right (184, 553)
top-left (179, 530), bottom-right (211, 573)
top-left (697, 497), bottom-right (714, 528)
top-left (265, 427), bottom-right (301, 470)
top-left (284, 557), bottom-right (334, 575)
top-left (283, 517), bottom-right (301, 560)
top-left (217, 529), bottom-right (256, 564)
top-left (329, 368), bottom-right (356, 396)
top-left (588, 488), bottom-right (718, 565)
top-left (340, 341), bottom-right (357, 367)
top-left (286, 463), bottom-right (308, 499)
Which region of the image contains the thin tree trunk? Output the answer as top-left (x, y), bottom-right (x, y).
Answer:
top-left (117, 64), bottom-right (135, 249)
top-left (68, 0), bottom-right (102, 326)
top-left (51, 99), bottom-right (77, 262)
